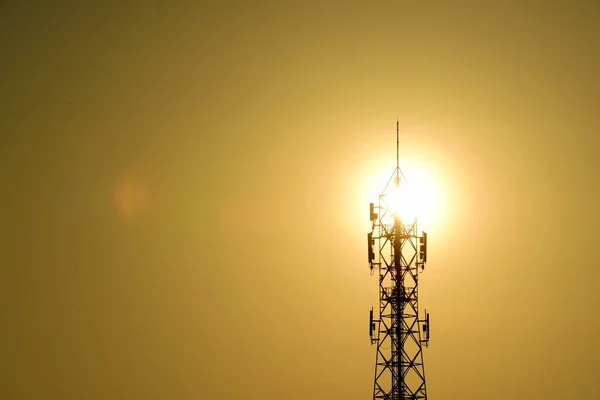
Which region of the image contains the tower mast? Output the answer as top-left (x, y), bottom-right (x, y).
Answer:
top-left (367, 123), bottom-right (430, 400)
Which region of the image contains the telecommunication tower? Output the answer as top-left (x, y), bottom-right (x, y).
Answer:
top-left (366, 121), bottom-right (430, 400)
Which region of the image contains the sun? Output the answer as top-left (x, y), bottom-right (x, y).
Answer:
top-left (361, 160), bottom-right (445, 231)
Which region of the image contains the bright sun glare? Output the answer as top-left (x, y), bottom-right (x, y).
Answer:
top-left (384, 178), bottom-right (417, 223)
top-left (361, 161), bottom-right (445, 231)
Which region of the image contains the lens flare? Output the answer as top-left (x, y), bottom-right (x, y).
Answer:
top-left (112, 172), bottom-right (150, 219)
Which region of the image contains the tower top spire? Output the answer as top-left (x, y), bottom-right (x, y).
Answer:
top-left (395, 119), bottom-right (400, 187)
top-left (396, 119), bottom-right (399, 174)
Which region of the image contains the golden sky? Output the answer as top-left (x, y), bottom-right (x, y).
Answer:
top-left (1, 2), bottom-right (599, 399)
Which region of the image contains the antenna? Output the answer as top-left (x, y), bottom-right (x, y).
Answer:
top-left (396, 119), bottom-right (399, 182)
top-left (395, 119), bottom-right (400, 187)
top-left (395, 120), bottom-right (408, 186)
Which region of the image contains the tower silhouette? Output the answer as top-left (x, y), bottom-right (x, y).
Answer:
top-left (367, 121), bottom-right (430, 400)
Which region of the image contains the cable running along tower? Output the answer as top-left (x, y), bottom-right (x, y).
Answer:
top-left (367, 122), bottom-right (430, 400)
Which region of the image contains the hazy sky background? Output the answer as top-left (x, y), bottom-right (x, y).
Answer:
top-left (1, 2), bottom-right (599, 399)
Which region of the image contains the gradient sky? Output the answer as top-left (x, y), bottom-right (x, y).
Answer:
top-left (1, 2), bottom-right (599, 399)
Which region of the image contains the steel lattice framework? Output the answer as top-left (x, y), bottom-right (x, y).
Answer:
top-left (367, 126), bottom-right (430, 400)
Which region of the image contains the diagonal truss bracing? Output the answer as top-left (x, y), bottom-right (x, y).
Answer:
top-left (368, 169), bottom-right (430, 400)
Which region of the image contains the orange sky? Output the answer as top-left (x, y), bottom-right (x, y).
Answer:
top-left (1, 2), bottom-right (599, 399)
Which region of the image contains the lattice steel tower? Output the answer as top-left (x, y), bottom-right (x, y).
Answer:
top-left (367, 121), bottom-right (430, 400)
